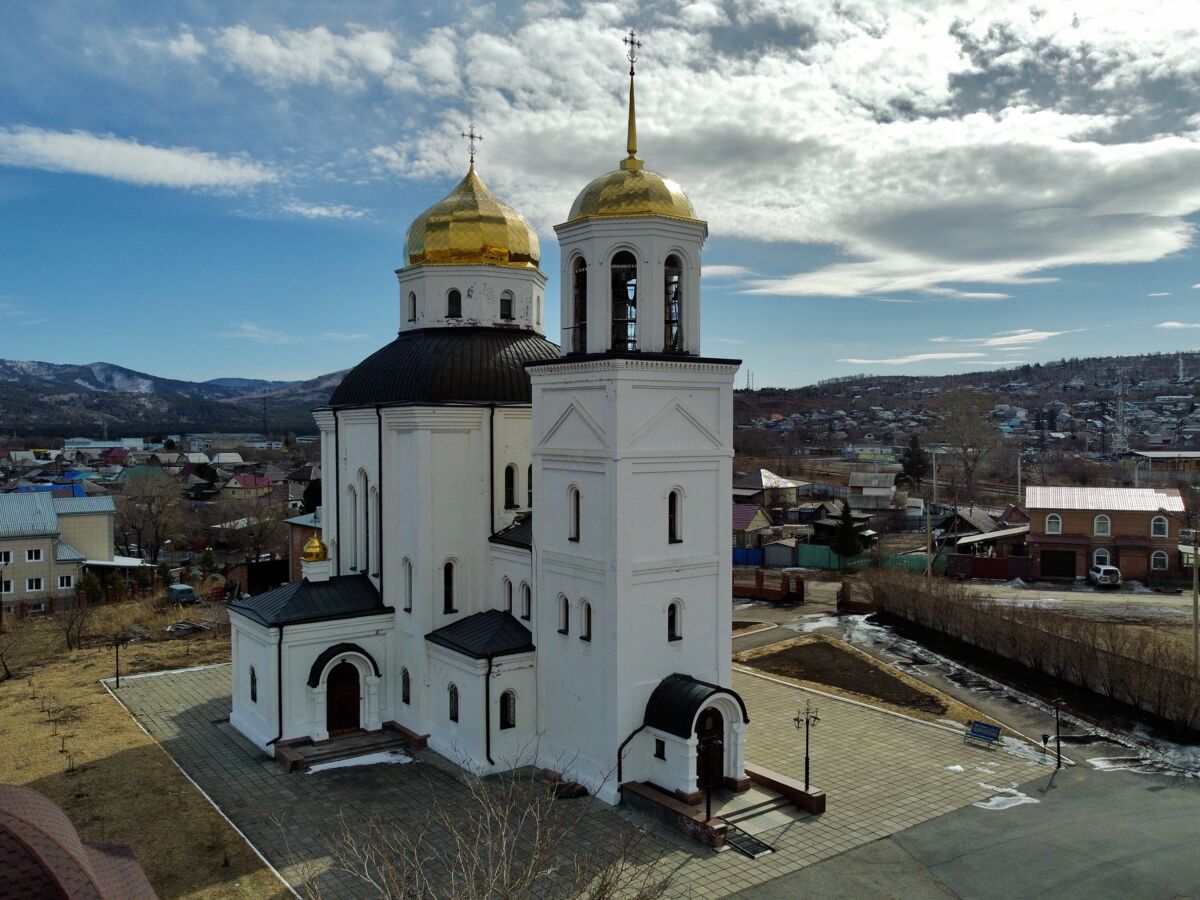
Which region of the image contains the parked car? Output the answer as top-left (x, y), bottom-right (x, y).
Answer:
top-left (1087, 564), bottom-right (1122, 588)
top-left (167, 584), bottom-right (199, 605)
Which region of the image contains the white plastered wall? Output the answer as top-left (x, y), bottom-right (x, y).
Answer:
top-left (397, 265), bottom-right (548, 334)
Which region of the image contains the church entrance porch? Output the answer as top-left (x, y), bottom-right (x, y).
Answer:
top-left (695, 706), bottom-right (725, 791)
top-left (326, 660), bottom-right (361, 737)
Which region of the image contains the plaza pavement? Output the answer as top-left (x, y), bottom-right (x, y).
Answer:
top-left (110, 663), bottom-right (1050, 898)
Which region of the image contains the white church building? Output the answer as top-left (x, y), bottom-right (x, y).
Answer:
top-left (229, 59), bottom-right (749, 806)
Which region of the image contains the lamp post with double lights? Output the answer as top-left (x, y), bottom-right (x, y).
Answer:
top-left (795, 700), bottom-right (820, 790)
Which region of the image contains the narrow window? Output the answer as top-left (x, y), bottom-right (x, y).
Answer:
top-left (521, 583), bottom-right (531, 620)
top-left (558, 595), bottom-right (569, 635)
top-left (668, 602), bottom-right (682, 641)
top-left (668, 490), bottom-right (682, 543)
top-left (448, 683), bottom-right (459, 722)
top-left (443, 561), bottom-right (456, 614)
top-left (664, 254), bottom-right (683, 352)
top-left (500, 290), bottom-right (514, 321)
top-left (1151, 516), bottom-right (1169, 538)
top-left (1151, 550), bottom-right (1169, 571)
top-left (504, 465), bottom-right (518, 509)
top-left (536, 295), bottom-right (543, 326)
top-left (403, 558), bottom-right (413, 613)
top-left (654, 738), bottom-right (666, 760)
top-left (1094, 515), bottom-right (1111, 537)
top-left (581, 600), bottom-right (592, 641)
top-left (1045, 514), bottom-right (1062, 535)
top-left (504, 577), bottom-right (513, 613)
top-left (407, 291), bottom-right (417, 322)
top-left (610, 250), bottom-right (638, 351)
top-left (249, 666), bottom-right (257, 703)
top-left (527, 464), bottom-right (533, 508)
top-left (500, 690), bottom-right (516, 730)
top-left (402, 668), bottom-right (411, 704)
top-left (568, 487), bottom-right (580, 542)
top-left (447, 289), bottom-right (462, 318)
top-left (572, 257), bottom-right (588, 353)
top-left (1093, 548), bottom-right (1111, 567)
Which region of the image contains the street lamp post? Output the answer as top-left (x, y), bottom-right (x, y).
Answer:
top-left (794, 700), bottom-right (820, 791)
top-left (108, 632), bottom-right (130, 689)
top-left (1053, 697), bottom-right (1062, 770)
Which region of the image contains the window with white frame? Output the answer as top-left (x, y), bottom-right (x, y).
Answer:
top-left (58, 575), bottom-right (73, 590)
top-left (521, 583), bottom-right (531, 620)
top-left (26, 548), bottom-right (42, 562)
top-left (1151, 550), bottom-right (1169, 571)
top-left (1093, 548), bottom-right (1111, 567)
top-left (568, 487), bottom-right (580, 542)
top-left (1093, 515), bottom-right (1111, 537)
top-left (668, 601), bottom-right (682, 641)
top-left (558, 595), bottom-right (569, 635)
top-left (1045, 514), bottom-right (1062, 535)
top-left (0, 550), bottom-right (10, 565)
top-left (0, 580), bottom-right (11, 595)
top-left (500, 690), bottom-right (516, 729)
top-left (26, 577), bottom-right (43, 592)
top-left (668, 489), bottom-right (682, 543)
top-left (1151, 516), bottom-right (1169, 538)
top-left (580, 600), bottom-right (592, 641)
top-left (503, 577), bottom-right (513, 613)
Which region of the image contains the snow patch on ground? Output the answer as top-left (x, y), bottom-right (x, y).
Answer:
top-left (306, 749), bottom-right (413, 774)
top-left (785, 614), bottom-right (841, 634)
top-left (946, 764), bottom-right (965, 773)
top-left (973, 784), bottom-right (1040, 810)
top-left (1122, 580), bottom-right (1155, 594)
top-left (989, 596), bottom-right (1065, 609)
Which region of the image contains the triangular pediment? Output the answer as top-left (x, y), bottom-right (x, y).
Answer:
top-left (630, 399), bottom-right (721, 450)
top-left (540, 399), bottom-right (608, 450)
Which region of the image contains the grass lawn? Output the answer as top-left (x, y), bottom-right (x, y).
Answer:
top-left (0, 603), bottom-right (285, 899)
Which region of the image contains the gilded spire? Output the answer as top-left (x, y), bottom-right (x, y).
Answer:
top-left (621, 30), bottom-right (643, 172)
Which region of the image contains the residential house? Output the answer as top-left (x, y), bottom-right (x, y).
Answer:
top-left (732, 504), bottom-right (772, 548)
top-left (223, 474), bottom-right (272, 501)
top-left (1026, 486), bottom-right (1185, 581)
top-left (848, 471), bottom-right (897, 497)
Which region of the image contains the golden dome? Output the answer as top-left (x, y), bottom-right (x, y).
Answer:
top-left (567, 164), bottom-right (699, 224)
top-left (403, 164), bottom-right (540, 269)
top-left (301, 535), bottom-right (329, 563)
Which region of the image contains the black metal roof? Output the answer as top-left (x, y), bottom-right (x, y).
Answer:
top-left (489, 514), bottom-right (533, 550)
top-left (643, 673), bottom-right (750, 739)
top-left (228, 574), bottom-right (390, 627)
top-left (306, 642), bottom-right (382, 687)
top-left (328, 327), bottom-right (560, 408)
top-left (425, 609), bottom-right (535, 659)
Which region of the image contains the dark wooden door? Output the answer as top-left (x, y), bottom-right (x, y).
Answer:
top-left (326, 661), bottom-right (360, 737)
top-left (695, 707), bottom-right (725, 790)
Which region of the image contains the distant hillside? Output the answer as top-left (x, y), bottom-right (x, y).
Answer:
top-left (0, 359), bottom-right (347, 437)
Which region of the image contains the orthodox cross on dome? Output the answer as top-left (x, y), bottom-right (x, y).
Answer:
top-left (460, 123), bottom-right (483, 165)
top-left (620, 30), bottom-right (643, 170)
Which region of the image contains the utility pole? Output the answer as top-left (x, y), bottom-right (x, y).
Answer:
top-left (1016, 454), bottom-right (1022, 502)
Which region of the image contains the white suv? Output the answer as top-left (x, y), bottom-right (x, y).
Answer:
top-left (1088, 564), bottom-right (1122, 588)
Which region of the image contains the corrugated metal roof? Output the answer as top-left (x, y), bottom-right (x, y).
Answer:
top-left (1025, 486), bottom-right (1185, 512)
top-left (643, 674), bottom-right (749, 739)
top-left (489, 514), bottom-right (532, 550)
top-left (51, 497), bottom-right (116, 516)
top-left (425, 610), bottom-right (534, 659)
top-left (849, 472), bottom-right (895, 488)
top-left (55, 541), bottom-right (86, 562)
top-left (228, 574), bottom-right (388, 626)
top-left (732, 504), bottom-right (767, 530)
top-left (0, 493), bottom-right (59, 538)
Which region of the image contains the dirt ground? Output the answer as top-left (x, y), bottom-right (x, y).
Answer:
top-left (736, 634), bottom-right (1005, 731)
top-left (0, 605), bottom-right (282, 899)
top-left (733, 619), bottom-right (776, 636)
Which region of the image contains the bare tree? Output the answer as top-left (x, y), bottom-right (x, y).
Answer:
top-left (116, 469), bottom-right (185, 562)
top-left (212, 496), bottom-right (289, 567)
top-left (935, 389), bottom-right (1001, 502)
top-left (59, 598), bottom-right (96, 651)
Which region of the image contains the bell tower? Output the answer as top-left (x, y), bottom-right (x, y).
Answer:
top-left (529, 33), bottom-right (746, 804)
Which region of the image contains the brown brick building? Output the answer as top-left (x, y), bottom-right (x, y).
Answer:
top-left (1026, 486), bottom-right (1185, 582)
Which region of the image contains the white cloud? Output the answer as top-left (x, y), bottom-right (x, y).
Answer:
top-left (931, 328), bottom-right (1080, 347)
top-left (1147, 291), bottom-right (1171, 296)
top-left (0, 127), bottom-right (274, 189)
top-left (215, 25), bottom-right (399, 90)
top-left (838, 352), bottom-right (987, 365)
top-left (166, 30), bottom-right (205, 62)
top-left (1157, 321), bottom-right (1200, 329)
top-left (1192, 283), bottom-right (1200, 290)
top-left (702, 265), bottom-right (752, 278)
top-left (323, 332), bottom-right (368, 341)
top-left (282, 201), bottom-right (366, 220)
top-left (218, 323), bottom-right (303, 344)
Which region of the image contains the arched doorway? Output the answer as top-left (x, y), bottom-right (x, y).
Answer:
top-left (326, 661), bottom-right (361, 737)
top-left (695, 706), bottom-right (725, 790)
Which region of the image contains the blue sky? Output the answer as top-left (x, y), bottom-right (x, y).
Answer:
top-left (1, 0), bottom-right (1199, 386)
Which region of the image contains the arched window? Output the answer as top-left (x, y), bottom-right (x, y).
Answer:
top-left (527, 464), bottom-right (533, 508)
top-left (571, 257), bottom-right (587, 353)
top-left (402, 668), bottom-right (411, 705)
top-left (346, 487), bottom-right (358, 570)
top-left (1094, 515), bottom-right (1111, 537)
top-left (580, 600), bottom-right (592, 641)
top-left (535, 294), bottom-right (543, 326)
top-left (407, 291), bottom-right (417, 322)
top-left (568, 486), bottom-right (580, 542)
top-left (1151, 550), bottom-right (1169, 571)
top-left (1045, 514), bottom-right (1062, 535)
top-left (443, 561), bottom-right (456, 614)
top-left (447, 289), bottom-right (462, 319)
top-left (1093, 548), bottom-right (1111, 567)
top-left (610, 250), bottom-right (638, 351)
top-left (668, 601), bottom-right (682, 641)
top-left (668, 489), bottom-right (682, 543)
top-left (403, 558), bottom-right (412, 613)
top-left (504, 464), bottom-right (518, 509)
top-left (500, 290), bottom-right (514, 321)
top-left (664, 254), bottom-right (683, 352)
top-left (500, 690), bottom-right (516, 729)
top-left (521, 583), bottom-right (531, 620)
top-left (249, 666), bottom-right (257, 703)
top-left (448, 683), bottom-right (459, 722)
top-left (503, 577), bottom-right (513, 613)
top-left (1151, 516), bottom-right (1169, 538)
top-left (558, 595), bottom-right (570, 634)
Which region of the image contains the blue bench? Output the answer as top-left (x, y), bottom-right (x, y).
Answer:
top-left (964, 721), bottom-right (1002, 749)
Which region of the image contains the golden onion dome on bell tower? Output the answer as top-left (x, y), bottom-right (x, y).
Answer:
top-left (403, 155), bottom-right (541, 269)
top-left (301, 535), bottom-right (329, 563)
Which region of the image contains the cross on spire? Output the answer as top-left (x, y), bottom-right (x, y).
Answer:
top-left (460, 123), bottom-right (483, 165)
top-left (623, 29), bottom-right (641, 76)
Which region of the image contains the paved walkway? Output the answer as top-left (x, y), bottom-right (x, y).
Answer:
top-left (111, 663), bottom-right (1049, 898)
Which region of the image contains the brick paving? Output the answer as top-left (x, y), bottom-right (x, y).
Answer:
top-left (112, 663), bottom-right (1048, 898)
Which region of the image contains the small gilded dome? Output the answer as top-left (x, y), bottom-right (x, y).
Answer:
top-left (403, 165), bottom-right (540, 269)
top-left (301, 535), bottom-right (329, 563)
top-left (567, 163), bottom-right (699, 224)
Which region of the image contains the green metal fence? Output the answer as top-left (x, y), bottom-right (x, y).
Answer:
top-left (790, 544), bottom-right (946, 573)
